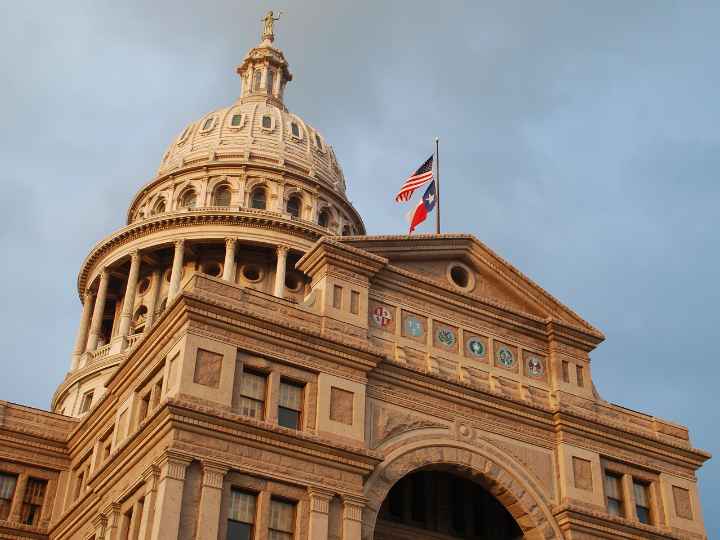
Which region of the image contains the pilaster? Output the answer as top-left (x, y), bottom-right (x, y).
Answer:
top-left (195, 461), bottom-right (229, 540)
top-left (149, 452), bottom-right (191, 540)
top-left (307, 489), bottom-right (333, 540)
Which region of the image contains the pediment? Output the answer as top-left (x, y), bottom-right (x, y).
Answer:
top-left (337, 234), bottom-right (602, 338)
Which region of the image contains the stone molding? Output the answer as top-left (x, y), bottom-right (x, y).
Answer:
top-left (200, 460), bottom-right (229, 489)
top-left (155, 450), bottom-right (192, 481)
top-left (341, 496), bottom-right (366, 522)
top-left (362, 438), bottom-right (562, 540)
top-left (307, 488), bottom-right (334, 513)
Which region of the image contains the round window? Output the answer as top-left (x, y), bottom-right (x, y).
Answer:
top-left (284, 273), bottom-right (302, 292)
top-left (202, 261), bottom-right (222, 278)
top-left (447, 262), bottom-right (475, 291)
top-left (242, 264), bottom-right (263, 283)
top-left (164, 267), bottom-right (185, 283)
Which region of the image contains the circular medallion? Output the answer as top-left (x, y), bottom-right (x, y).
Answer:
top-left (437, 328), bottom-right (456, 347)
top-left (467, 338), bottom-right (486, 357)
top-left (496, 346), bottom-right (515, 368)
top-left (526, 356), bottom-right (544, 377)
top-left (372, 306), bottom-right (392, 328)
top-left (405, 317), bottom-right (423, 337)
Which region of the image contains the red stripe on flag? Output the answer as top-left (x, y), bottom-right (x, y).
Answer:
top-left (407, 199), bottom-right (429, 234)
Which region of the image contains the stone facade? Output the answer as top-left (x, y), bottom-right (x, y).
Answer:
top-left (0, 19), bottom-right (710, 540)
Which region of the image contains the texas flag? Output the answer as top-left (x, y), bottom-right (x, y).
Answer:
top-left (406, 180), bottom-right (436, 234)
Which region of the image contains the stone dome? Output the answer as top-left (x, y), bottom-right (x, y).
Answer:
top-left (157, 98), bottom-right (347, 194)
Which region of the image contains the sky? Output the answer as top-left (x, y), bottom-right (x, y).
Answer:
top-left (1, 0), bottom-right (718, 533)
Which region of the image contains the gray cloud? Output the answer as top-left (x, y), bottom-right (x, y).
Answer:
top-left (1, 0), bottom-right (717, 533)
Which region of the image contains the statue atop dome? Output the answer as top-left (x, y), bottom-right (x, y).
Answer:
top-left (261, 10), bottom-right (282, 43)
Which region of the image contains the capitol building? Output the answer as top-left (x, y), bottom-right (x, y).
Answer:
top-left (0, 16), bottom-right (709, 540)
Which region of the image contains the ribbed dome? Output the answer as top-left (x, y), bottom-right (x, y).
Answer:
top-left (157, 99), bottom-right (347, 194)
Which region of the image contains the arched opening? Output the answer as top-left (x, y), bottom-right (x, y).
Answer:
top-left (286, 195), bottom-right (301, 218)
top-left (132, 306), bottom-right (148, 334)
top-left (152, 198), bottom-right (166, 215)
top-left (213, 184), bottom-right (232, 206)
top-left (250, 187), bottom-right (267, 210)
top-left (376, 468), bottom-right (522, 540)
top-left (318, 208), bottom-right (331, 228)
top-left (180, 189), bottom-right (197, 209)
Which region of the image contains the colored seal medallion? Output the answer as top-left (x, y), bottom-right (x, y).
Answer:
top-left (405, 317), bottom-right (423, 337)
top-left (527, 356), bottom-right (544, 376)
top-left (467, 338), bottom-right (485, 357)
top-left (496, 346), bottom-right (515, 368)
top-left (437, 328), bottom-right (456, 347)
top-left (372, 306), bottom-right (392, 328)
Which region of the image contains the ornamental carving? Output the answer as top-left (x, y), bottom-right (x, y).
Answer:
top-left (370, 406), bottom-right (446, 448)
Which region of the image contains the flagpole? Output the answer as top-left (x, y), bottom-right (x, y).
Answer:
top-left (434, 137), bottom-right (441, 234)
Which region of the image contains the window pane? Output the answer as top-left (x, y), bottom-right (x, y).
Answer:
top-left (241, 372), bottom-right (266, 401)
top-left (0, 473), bottom-right (17, 500)
top-left (604, 473), bottom-right (622, 499)
top-left (270, 499), bottom-right (295, 533)
top-left (229, 490), bottom-right (256, 523)
top-left (633, 481), bottom-right (648, 507)
top-left (227, 520), bottom-right (252, 540)
top-left (291, 123), bottom-right (299, 137)
top-left (268, 531), bottom-right (292, 540)
top-left (607, 498), bottom-right (622, 517)
top-left (231, 114), bottom-right (242, 126)
top-left (636, 505), bottom-right (650, 524)
top-left (278, 407), bottom-right (300, 430)
top-left (239, 397), bottom-right (264, 419)
top-left (262, 116), bottom-right (272, 129)
top-left (267, 70), bottom-right (274, 94)
top-left (279, 382), bottom-right (302, 410)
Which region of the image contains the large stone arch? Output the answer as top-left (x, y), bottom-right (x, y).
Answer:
top-left (363, 438), bottom-right (561, 540)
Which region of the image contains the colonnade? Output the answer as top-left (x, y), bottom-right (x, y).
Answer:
top-left (70, 240), bottom-right (295, 371)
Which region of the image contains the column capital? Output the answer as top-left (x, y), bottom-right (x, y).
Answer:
top-left (308, 488), bottom-right (334, 513)
top-left (174, 239), bottom-right (185, 249)
top-left (225, 237), bottom-right (237, 247)
top-left (83, 289), bottom-right (95, 301)
top-left (154, 450), bottom-right (192, 481)
top-left (102, 502), bottom-right (122, 527)
top-left (200, 460), bottom-right (229, 489)
top-left (341, 495), bottom-right (366, 521)
top-left (276, 244), bottom-right (289, 255)
top-left (142, 464), bottom-right (160, 489)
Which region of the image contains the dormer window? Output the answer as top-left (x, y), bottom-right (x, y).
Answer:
top-left (314, 133), bottom-right (323, 149)
top-left (262, 115), bottom-right (272, 129)
top-left (230, 113), bottom-right (243, 127)
top-left (201, 117), bottom-right (216, 132)
top-left (290, 122), bottom-right (300, 138)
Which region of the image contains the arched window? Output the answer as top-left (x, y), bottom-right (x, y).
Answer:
top-left (262, 115), bottom-right (272, 129)
top-left (266, 70), bottom-right (275, 94)
top-left (213, 185), bottom-right (231, 206)
top-left (286, 195), bottom-right (301, 218)
top-left (318, 208), bottom-right (330, 228)
top-left (250, 187), bottom-right (267, 210)
top-left (253, 70), bottom-right (262, 92)
top-left (180, 189), bottom-right (197, 208)
top-left (152, 198), bottom-right (166, 215)
top-left (342, 225), bottom-right (351, 236)
top-left (290, 122), bottom-right (300, 138)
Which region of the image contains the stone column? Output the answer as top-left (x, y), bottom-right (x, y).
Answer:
top-left (195, 461), bottom-right (229, 540)
top-left (222, 238), bottom-right (237, 282)
top-left (273, 246), bottom-right (288, 298)
top-left (86, 268), bottom-right (110, 351)
top-left (149, 453), bottom-right (191, 540)
top-left (71, 291), bottom-right (95, 370)
top-left (144, 269), bottom-right (162, 330)
top-left (168, 240), bottom-right (185, 302)
top-left (341, 496), bottom-right (365, 540)
top-left (307, 489), bottom-right (333, 540)
top-left (137, 466), bottom-right (159, 540)
top-left (117, 251), bottom-right (141, 341)
top-left (103, 503), bottom-right (121, 540)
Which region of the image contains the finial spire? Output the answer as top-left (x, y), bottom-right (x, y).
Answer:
top-left (261, 10), bottom-right (282, 43)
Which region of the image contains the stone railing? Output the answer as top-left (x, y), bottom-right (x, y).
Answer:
top-left (88, 342), bottom-right (112, 361)
top-left (125, 333), bottom-right (143, 350)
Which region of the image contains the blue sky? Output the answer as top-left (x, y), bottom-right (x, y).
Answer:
top-left (1, 1), bottom-right (717, 534)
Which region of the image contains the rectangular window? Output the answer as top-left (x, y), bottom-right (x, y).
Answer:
top-left (576, 365), bottom-right (585, 387)
top-left (0, 472), bottom-right (17, 520)
top-left (633, 481), bottom-right (651, 524)
top-left (562, 361), bottom-right (570, 383)
top-left (227, 490), bottom-right (257, 540)
top-left (74, 470), bottom-right (85, 500)
top-left (20, 478), bottom-right (47, 526)
top-left (231, 114), bottom-right (242, 127)
top-left (604, 472), bottom-right (624, 517)
top-left (99, 427), bottom-right (114, 463)
top-left (350, 291), bottom-right (360, 315)
top-left (239, 370), bottom-right (267, 420)
top-left (269, 498), bottom-right (295, 540)
top-left (79, 391), bottom-right (94, 413)
top-left (333, 285), bottom-right (343, 309)
top-left (278, 380), bottom-right (303, 430)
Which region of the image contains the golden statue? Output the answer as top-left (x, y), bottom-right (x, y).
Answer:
top-left (262, 10), bottom-right (282, 42)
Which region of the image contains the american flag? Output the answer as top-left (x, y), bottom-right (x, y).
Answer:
top-left (394, 155), bottom-right (434, 202)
